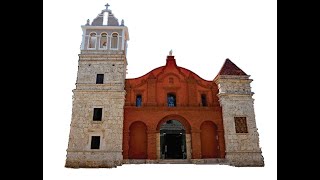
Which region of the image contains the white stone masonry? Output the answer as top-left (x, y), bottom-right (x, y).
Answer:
top-left (215, 75), bottom-right (264, 167)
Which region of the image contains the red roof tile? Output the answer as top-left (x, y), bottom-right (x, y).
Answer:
top-left (217, 59), bottom-right (247, 76)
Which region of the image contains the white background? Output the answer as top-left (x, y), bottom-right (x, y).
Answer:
top-left (43, 0), bottom-right (277, 179)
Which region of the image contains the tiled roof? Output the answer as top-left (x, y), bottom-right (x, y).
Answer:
top-left (217, 59), bottom-right (247, 76)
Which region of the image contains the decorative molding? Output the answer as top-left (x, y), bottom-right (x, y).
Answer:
top-left (163, 86), bottom-right (181, 91)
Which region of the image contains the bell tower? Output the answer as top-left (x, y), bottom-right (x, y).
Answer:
top-left (65, 4), bottom-right (129, 168)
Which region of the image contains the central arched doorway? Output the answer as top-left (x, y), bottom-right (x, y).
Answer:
top-left (160, 120), bottom-right (186, 159)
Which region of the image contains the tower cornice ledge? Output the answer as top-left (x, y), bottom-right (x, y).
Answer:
top-left (214, 75), bottom-right (251, 82)
top-left (81, 25), bottom-right (128, 30)
top-left (80, 50), bottom-right (125, 55)
top-left (217, 93), bottom-right (254, 97)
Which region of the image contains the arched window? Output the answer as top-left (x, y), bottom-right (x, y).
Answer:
top-left (100, 33), bottom-right (108, 49)
top-left (88, 32), bottom-right (97, 49)
top-left (136, 95), bottom-right (142, 107)
top-left (111, 33), bottom-right (119, 49)
top-left (167, 93), bottom-right (176, 107)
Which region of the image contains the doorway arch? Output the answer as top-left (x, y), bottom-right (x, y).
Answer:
top-left (156, 115), bottom-right (191, 133)
top-left (156, 115), bottom-right (192, 159)
top-left (129, 121), bottom-right (147, 159)
top-left (200, 121), bottom-right (218, 158)
top-left (159, 120), bottom-right (186, 159)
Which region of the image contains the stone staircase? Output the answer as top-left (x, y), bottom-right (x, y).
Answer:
top-left (123, 158), bottom-right (228, 165)
top-left (191, 158), bottom-right (228, 165)
top-left (158, 159), bottom-right (190, 164)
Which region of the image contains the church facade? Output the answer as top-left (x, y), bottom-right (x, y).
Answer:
top-left (65, 4), bottom-right (264, 168)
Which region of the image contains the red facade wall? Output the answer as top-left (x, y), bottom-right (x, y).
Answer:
top-left (123, 56), bottom-right (226, 159)
top-left (128, 121), bottom-right (147, 159)
top-left (200, 121), bottom-right (218, 158)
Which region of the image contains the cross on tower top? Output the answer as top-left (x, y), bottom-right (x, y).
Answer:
top-left (105, 3), bottom-right (110, 10)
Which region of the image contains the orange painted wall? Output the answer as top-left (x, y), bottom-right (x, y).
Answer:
top-left (200, 121), bottom-right (218, 158)
top-left (123, 56), bottom-right (226, 159)
top-left (128, 121), bottom-right (147, 159)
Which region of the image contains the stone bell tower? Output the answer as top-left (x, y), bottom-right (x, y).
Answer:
top-left (214, 59), bottom-right (264, 166)
top-left (65, 4), bottom-right (129, 168)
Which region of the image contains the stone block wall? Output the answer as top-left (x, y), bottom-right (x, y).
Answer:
top-left (66, 51), bottom-right (126, 168)
top-left (76, 56), bottom-right (125, 88)
top-left (65, 91), bottom-right (125, 168)
top-left (215, 75), bottom-right (264, 167)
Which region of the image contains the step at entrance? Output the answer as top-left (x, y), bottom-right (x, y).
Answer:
top-left (158, 159), bottom-right (190, 164)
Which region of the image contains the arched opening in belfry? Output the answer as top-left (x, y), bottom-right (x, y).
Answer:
top-left (100, 32), bottom-right (108, 49)
top-left (88, 32), bottom-right (97, 49)
top-left (160, 120), bottom-right (186, 159)
top-left (111, 32), bottom-right (119, 49)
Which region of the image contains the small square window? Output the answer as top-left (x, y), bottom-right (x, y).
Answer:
top-left (234, 117), bottom-right (248, 133)
top-left (96, 74), bottom-right (104, 84)
top-left (90, 136), bottom-right (100, 149)
top-left (93, 108), bottom-right (102, 121)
